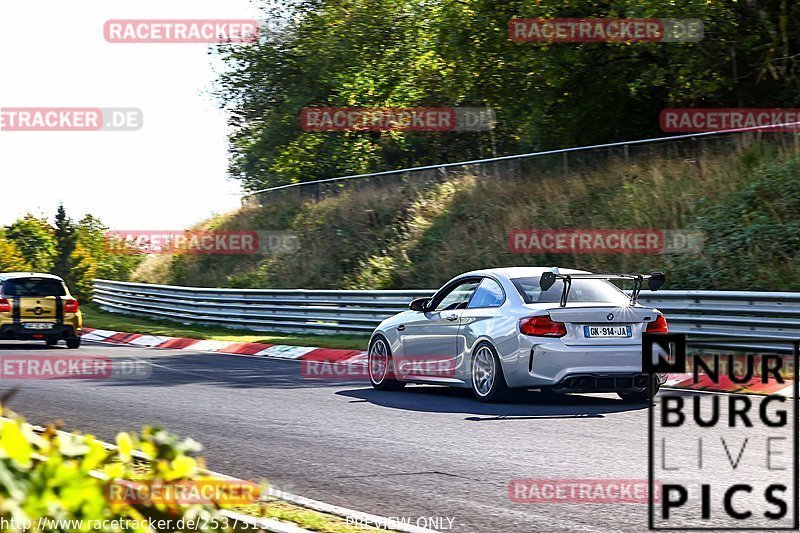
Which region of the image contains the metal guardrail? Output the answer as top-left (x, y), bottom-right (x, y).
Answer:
top-left (92, 279), bottom-right (434, 334)
top-left (93, 280), bottom-right (800, 349)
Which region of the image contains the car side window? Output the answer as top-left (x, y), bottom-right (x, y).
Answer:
top-left (433, 280), bottom-right (480, 312)
top-left (467, 278), bottom-right (505, 308)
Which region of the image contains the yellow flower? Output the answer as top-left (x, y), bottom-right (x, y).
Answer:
top-left (116, 432), bottom-right (134, 462)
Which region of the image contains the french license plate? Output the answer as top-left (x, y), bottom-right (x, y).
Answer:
top-left (584, 325), bottom-right (631, 338)
top-left (24, 322), bottom-right (54, 330)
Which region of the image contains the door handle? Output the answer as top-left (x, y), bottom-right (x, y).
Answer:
top-left (397, 324), bottom-right (405, 331)
top-left (446, 314), bottom-right (459, 322)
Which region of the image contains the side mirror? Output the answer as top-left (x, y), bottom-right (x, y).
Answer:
top-left (539, 272), bottom-right (556, 291)
top-left (648, 272), bottom-right (666, 291)
top-left (409, 298), bottom-right (430, 312)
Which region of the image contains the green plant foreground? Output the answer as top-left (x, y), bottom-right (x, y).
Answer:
top-left (0, 411), bottom-right (233, 533)
top-left (0, 410), bottom-right (387, 533)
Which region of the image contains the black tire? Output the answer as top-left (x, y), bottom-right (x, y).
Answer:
top-left (45, 337), bottom-right (59, 346)
top-left (470, 342), bottom-right (511, 402)
top-left (66, 337), bottom-right (81, 349)
top-left (368, 336), bottom-right (405, 391)
top-left (618, 377), bottom-right (660, 403)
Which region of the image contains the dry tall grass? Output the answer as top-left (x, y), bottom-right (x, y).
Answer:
top-left (132, 138), bottom-right (800, 290)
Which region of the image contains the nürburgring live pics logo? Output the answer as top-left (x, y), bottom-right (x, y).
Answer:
top-left (643, 333), bottom-right (799, 530)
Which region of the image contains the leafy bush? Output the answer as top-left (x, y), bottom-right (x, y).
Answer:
top-left (673, 158), bottom-right (800, 290)
top-left (4, 215), bottom-right (57, 272)
top-left (0, 237), bottom-right (30, 272)
top-left (0, 407), bottom-right (237, 532)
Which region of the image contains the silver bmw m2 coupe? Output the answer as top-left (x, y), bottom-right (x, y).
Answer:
top-left (367, 267), bottom-right (668, 402)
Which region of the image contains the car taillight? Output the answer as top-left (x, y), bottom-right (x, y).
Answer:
top-left (64, 299), bottom-right (79, 313)
top-left (646, 313), bottom-right (668, 334)
top-left (0, 299), bottom-right (10, 313)
top-left (520, 315), bottom-right (567, 337)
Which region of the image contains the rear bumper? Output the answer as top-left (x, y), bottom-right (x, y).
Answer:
top-left (0, 324), bottom-right (79, 340)
top-left (503, 337), bottom-right (664, 390)
top-left (550, 372), bottom-right (652, 393)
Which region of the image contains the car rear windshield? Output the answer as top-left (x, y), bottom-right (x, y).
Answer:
top-left (2, 278), bottom-right (66, 297)
top-left (512, 277), bottom-right (629, 305)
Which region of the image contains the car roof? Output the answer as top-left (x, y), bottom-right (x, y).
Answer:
top-left (458, 266), bottom-right (591, 280)
top-left (0, 272), bottom-right (65, 282)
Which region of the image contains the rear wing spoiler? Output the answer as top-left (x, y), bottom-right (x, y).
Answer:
top-left (539, 271), bottom-right (666, 307)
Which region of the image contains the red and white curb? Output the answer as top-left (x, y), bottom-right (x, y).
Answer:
top-left (81, 328), bottom-right (367, 368)
top-left (661, 372), bottom-right (793, 397)
top-left (82, 328), bottom-right (792, 395)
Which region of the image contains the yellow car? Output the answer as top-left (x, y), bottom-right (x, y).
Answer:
top-left (0, 272), bottom-right (83, 348)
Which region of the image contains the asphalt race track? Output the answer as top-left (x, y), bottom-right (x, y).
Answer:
top-left (0, 340), bottom-right (791, 532)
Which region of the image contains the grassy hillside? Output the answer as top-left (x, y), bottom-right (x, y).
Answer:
top-left (132, 139), bottom-right (800, 291)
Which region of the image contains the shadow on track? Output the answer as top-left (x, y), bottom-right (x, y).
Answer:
top-left (100, 353), bottom-right (371, 390)
top-left (0, 342), bottom-right (656, 420)
top-left (0, 341), bottom-right (361, 390)
top-left (337, 386), bottom-right (648, 419)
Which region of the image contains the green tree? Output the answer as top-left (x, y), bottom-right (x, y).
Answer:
top-left (3, 209), bottom-right (141, 299)
top-left (52, 204), bottom-right (78, 284)
top-left (75, 214), bottom-right (144, 282)
top-left (217, 0), bottom-right (800, 191)
top-left (5, 215), bottom-right (56, 272)
top-left (66, 242), bottom-right (97, 301)
top-left (0, 237), bottom-right (31, 272)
